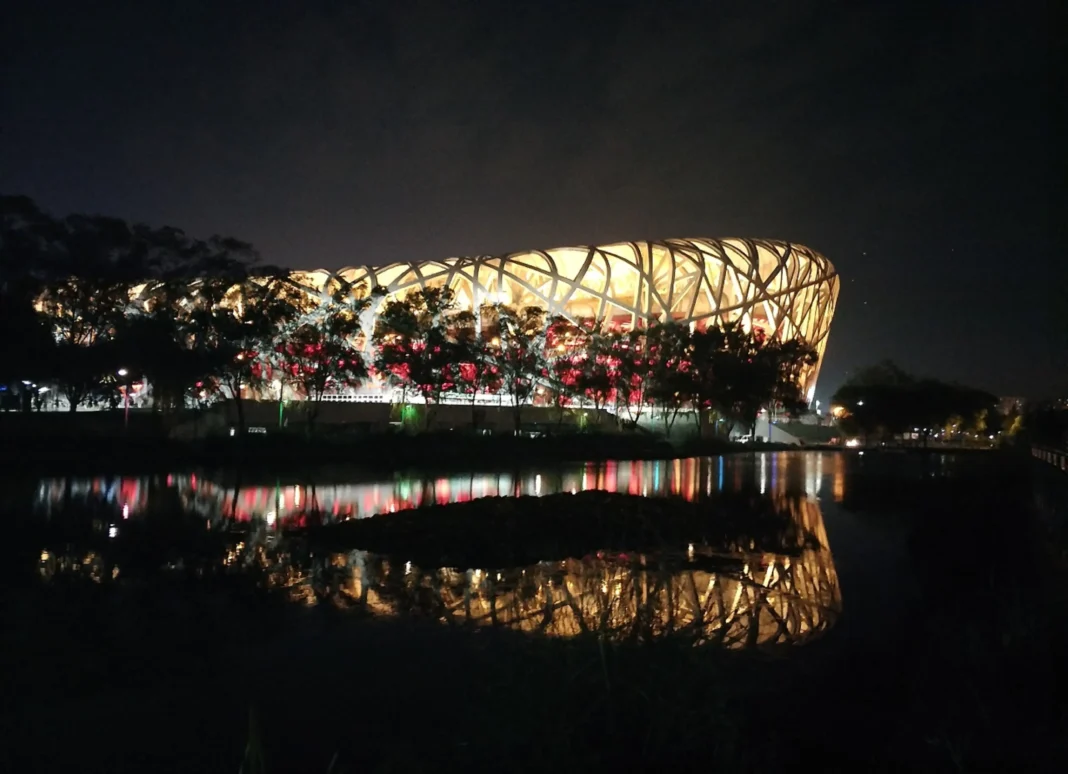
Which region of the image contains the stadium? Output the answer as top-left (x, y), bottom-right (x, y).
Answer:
top-left (289, 237), bottom-right (839, 399)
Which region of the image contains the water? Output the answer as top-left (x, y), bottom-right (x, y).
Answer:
top-left (34, 453), bottom-right (842, 522)
top-left (7, 450), bottom-right (1058, 772)
top-left (28, 453), bottom-right (847, 649)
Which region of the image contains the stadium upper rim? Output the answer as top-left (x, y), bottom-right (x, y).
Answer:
top-left (289, 238), bottom-right (837, 337)
top-left (288, 237), bottom-right (839, 397)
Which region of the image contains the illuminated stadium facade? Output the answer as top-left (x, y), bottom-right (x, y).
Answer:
top-left (290, 237), bottom-right (839, 398)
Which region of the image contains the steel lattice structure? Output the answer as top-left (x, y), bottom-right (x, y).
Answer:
top-left (274, 494), bottom-right (840, 650)
top-left (291, 237), bottom-right (839, 396)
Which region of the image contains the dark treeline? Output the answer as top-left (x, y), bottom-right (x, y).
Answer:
top-left (831, 360), bottom-right (1006, 444)
top-left (0, 195), bottom-right (298, 422)
top-left (1, 196), bottom-right (821, 437)
top-left (371, 285), bottom-right (819, 436)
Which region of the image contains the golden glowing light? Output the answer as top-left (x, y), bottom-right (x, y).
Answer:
top-left (288, 238), bottom-right (839, 394)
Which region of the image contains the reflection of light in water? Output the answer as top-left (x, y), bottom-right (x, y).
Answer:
top-left (33, 454), bottom-right (846, 529)
top-left (273, 494), bottom-right (841, 650)
top-left (806, 454), bottom-right (822, 500)
top-left (832, 454), bottom-right (845, 503)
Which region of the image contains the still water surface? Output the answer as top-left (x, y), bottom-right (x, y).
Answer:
top-left (32, 453), bottom-right (850, 649)
top-left (35, 453), bottom-right (844, 522)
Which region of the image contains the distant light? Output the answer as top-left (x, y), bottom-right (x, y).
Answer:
top-left (845, 439), bottom-right (860, 448)
top-left (859, 451), bottom-right (865, 456)
top-left (21, 380), bottom-right (32, 386)
top-left (122, 503), bottom-right (129, 519)
top-left (108, 526), bottom-right (118, 539)
top-left (229, 427), bottom-right (236, 437)
top-left (857, 400), bottom-right (865, 406)
top-left (117, 368), bottom-right (128, 377)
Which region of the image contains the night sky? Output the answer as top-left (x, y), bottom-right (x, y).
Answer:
top-left (2, 1), bottom-right (1058, 403)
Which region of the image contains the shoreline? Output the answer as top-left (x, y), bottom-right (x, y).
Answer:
top-left (0, 429), bottom-right (1005, 478)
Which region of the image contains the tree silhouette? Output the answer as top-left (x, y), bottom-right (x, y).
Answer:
top-left (372, 285), bottom-right (464, 429)
top-left (493, 305), bottom-right (548, 434)
top-left (277, 283), bottom-right (371, 433)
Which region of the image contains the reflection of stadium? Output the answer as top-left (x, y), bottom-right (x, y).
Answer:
top-left (33, 453), bottom-right (843, 647)
top-left (284, 493), bottom-right (840, 649)
top-left (291, 238), bottom-right (839, 397)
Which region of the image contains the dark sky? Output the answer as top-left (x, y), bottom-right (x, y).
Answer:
top-left (2, 1), bottom-right (1059, 402)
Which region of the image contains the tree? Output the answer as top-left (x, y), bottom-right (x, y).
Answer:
top-left (833, 362), bottom-right (997, 447)
top-left (691, 322), bottom-right (756, 435)
top-left (183, 268), bottom-right (305, 432)
top-left (32, 215), bottom-right (158, 410)
top-left (371, 285), bottom-right (463, 429)
top-left (111, 314), bottom-right (189, 412)
top-left (610, 327), bottom-right (656, 424)
top-left (645, 321), bottom-right (697, 433)
top-left (832, 361), bottom-right (915, 442)
top-left (277, 286), bottom-right (370, 433)
top-left (572, 322), bottom-right (617, 423)
top-left (452, 306), bottom-right (503, 431)
top-left (763, 336), bottom-right (819, 417)
top-left (545, 316), bottom-right (587, 427)
top-left (689, 323), bottom-right (816, 437)
top-left (494, 305), bottom-right (548, 434)
top-left (0, 197), bottom-right (61, 405)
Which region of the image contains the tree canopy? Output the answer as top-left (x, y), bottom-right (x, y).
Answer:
top-left (832, 361), bottom-right (999, 444)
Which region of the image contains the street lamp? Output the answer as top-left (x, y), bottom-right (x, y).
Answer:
top-left (117, 368), bottom-right (130, 428)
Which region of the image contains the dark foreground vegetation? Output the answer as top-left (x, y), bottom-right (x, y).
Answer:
top-left (1, 453), bottom-right (1065, 772)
